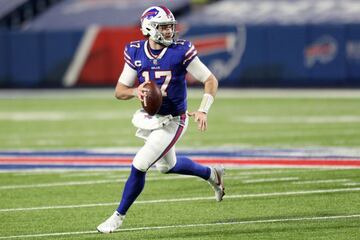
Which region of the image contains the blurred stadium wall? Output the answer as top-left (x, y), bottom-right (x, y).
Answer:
top-left (0, 0), bottom-right (360, 88)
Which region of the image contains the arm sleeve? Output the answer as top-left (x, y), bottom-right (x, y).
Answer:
top-left (118, 63), bottom-right (137, 87)
top-left (186, 56), bottom-right (212, 83)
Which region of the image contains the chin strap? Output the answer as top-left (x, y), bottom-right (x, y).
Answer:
top-left (198, 93), bottom-right (214, 114)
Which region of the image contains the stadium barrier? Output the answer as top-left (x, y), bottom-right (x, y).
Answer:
top-left (0, 24), bottom-right (360, 87)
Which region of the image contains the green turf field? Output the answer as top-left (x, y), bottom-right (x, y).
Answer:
top-left (0, 89), bottom-right (360, 239)
top-left (1, 89), bottom-right (360, 149)
top-left (0, 168), bottom-right (359, 239)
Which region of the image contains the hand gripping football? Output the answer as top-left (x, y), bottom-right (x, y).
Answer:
top-left (141, 81), bottom-right (162, 116)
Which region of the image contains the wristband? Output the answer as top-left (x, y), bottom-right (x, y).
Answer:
top-left (198, 93), bottom-right (214, 114)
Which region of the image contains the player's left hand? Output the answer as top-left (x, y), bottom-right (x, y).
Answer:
top-left (187, 111), bottom-right (208, 132)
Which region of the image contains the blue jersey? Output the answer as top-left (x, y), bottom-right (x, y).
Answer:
top-left (124, 39), bottom-right (198, 116)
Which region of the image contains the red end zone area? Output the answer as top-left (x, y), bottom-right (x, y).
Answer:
top-left (1, 148), bottom-right (360, 170)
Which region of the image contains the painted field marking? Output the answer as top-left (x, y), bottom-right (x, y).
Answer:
top-left (1, 165), bottom-right (356, 175)
top-left (0, 179), bottom-right (126, 190)
top-left (242, 177), bottom-right (299, 183)
top-left (0, 112), bottom-right (129, 121)
top-left (343, 182), bottom-right (360, 186)
top-left (0, 174), bottom-right (297, 190)
top-left (292, 179), bottom-right (350, 184)
top-left (2, 156), bottom-right (360, 168)
top-left (217, 175), bottom-right (250, 180)
top-left (0, 167), bottom-right (339, 175)
top-left (7, 168), bottom-right (130, 175)
top-left (0, 171), bottom-right (306, 190)
top-left (2, 168), bottom-right (303, 175)
top-left (0, 214), bottom-right (359, 239)
top-left (60, 172), bottom-right (123, 178)
top-left (232, 116), bottom-right (360, 124)
top-left (1, 187), bottom-right (360, 213)
top-left (231, 169), bottom-right (303, 175)
top-left (0, 175), bottom-right (190, 190)
top-left (0, 174), bottom-right (303, 191)
top-left (1, 168), bottom-right (358, 190)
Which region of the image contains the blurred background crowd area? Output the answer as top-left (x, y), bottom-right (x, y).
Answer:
top-left (0, 0), bottom-right (360, 88)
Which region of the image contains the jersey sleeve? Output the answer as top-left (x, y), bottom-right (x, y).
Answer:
top-left (118, 63), bottom-right (137, 87)
top-left (123, 43), bottom-right (137, 70)
top-left (181, 40), bottom-right (198, 68)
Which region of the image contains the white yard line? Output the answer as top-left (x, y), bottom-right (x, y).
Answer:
top-left (1, 187), bottom-right (359, 213)
top-left (60, 172), bottom-right (121, 178)
top-left (232, 116), bottom-right (360, 124)
top-left (292, 179), bottom-right (350, 184)
top-left (6, 168), bottom-right (130, 175)
top-left (1, 168), bottom-right (302, 175)
top-left (0, 112), bottom-right (129, 121)
top-left (229, 168), bottom-right (345, 176)
top-left (0, 175), bottom-right (297, 190)
top-left (343, 182), bottom-right (360, 186)
top-left (242, 177), bottom-right (299, 183)
top-left (0, 168), bottom-right (357, 190)
top-left (0, 175), bottom-right (190, 190)
top-left (0, 179), bottom-right (126, 190)
top-left (207, 89), bottom-right (360, 99)
top-left (0, 214), bottom-right (359, 239)
top-left (0, 170), bottom-right (354, 190)
top-left (219, 176), bottom-right (250, 180)
top-left (2, 166), bottom-right (354, 174)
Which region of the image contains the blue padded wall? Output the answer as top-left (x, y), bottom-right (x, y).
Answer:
top-left (10, 32), bottom-right (43, 87)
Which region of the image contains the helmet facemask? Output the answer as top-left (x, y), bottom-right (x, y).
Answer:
top-left (151, 22), bottom-right (177, 46)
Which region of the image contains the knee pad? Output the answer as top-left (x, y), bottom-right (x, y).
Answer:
top-left (132, 142), bottom-right (163, 172)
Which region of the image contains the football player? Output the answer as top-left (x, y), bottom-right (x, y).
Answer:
top-left (97, 5), bottom-right (224, 233)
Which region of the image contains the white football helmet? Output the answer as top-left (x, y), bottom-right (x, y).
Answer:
top-left (140, 6), bottom-right (177, 47)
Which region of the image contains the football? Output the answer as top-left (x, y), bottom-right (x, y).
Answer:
top-left (141, 80), bottom-right (162, 115)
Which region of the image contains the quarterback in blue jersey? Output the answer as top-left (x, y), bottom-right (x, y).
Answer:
top-left (97, 6), bottom-right (224, 234)
top-left (124, 39), bottom-right (193, 116)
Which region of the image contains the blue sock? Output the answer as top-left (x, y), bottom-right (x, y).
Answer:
top-left (168, 156), bottom-right (211, 180)
top-left (117, 165), bottom-right (146, 215)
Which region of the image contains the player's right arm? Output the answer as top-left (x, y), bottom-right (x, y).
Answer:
top-left (114, 67), bottom-right (148, 101)
top-left (115, 44), bottom-right (148, 100)
top-left (115, 63), bottom-right (137, 100)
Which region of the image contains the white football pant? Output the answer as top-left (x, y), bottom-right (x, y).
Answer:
top-left (132, 114), bottom-right (188, 173)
